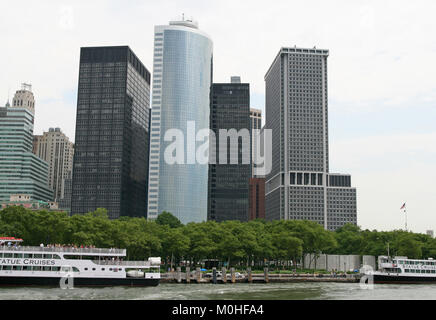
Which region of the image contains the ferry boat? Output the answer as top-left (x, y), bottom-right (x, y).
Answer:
top-left (366, 255), bottom-right (436, 284)
top-left (0, 238), bottom-right (161, 287)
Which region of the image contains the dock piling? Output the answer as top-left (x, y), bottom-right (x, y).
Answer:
top-left (231, 267), bottom-right (236, 283)
top-left (222, 267), bottom-right (227, 284)
top-left (196, 267), bottom-right (201, 283)
top-left (176, 267), bottom-right (181, 283)
top-left (186, 267), bottom-right (190, 283)
top-left (264, 267), bottom-right (269, 283)
top-left (247, 267), bottom-right (252, 283)
top-left (212, 267), bottom-right (217, 284)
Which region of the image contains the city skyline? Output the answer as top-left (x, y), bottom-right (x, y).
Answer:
top-left (1, 0), bottom-right (435, 232)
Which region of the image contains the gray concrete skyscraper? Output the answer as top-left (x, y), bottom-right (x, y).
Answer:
top-left (147, 18), bottom-right (213, 224)
top-left (264, 47), bottom-right (357, 231)
top-left (33, 128), bottom-right (74, 202)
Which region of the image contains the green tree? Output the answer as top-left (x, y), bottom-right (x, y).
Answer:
top-left (156, 211), bottom-right (182, 228)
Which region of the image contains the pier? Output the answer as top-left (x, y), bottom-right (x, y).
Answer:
top-left (160, 267), bottom-right (360, 284)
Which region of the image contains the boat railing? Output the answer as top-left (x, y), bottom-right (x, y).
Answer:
top-left (0, 246), bottom-right (126, 255)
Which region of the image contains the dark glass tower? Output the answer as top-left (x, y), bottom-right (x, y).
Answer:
top-left (208, 78), bottom-right (251, 222)
top-left (71, 46), bottom-right (151, 219)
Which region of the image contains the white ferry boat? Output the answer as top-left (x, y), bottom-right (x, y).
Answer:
top-left (367, 255), bottom-right (436, 284)
top-left (0, 238), bottom-right (161, 287)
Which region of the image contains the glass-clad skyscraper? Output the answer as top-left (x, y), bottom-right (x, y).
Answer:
top-left (147, 19), bottom-right (213, 224)
top-left (208, 79), bottom-right (251, 222)
top-left (0, 85), bottom-right (53, 202)
top-left (71, 46), bottom-right (151, 219)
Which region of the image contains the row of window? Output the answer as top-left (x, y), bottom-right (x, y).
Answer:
top-left (0, 253), bottom-right (60, 259)
top-left (0, 265), bottom-right (122, 272)
top-left (405, 269), bottom-right (436, 274)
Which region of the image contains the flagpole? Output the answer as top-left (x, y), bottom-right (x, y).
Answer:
top-left (405, 206), bottom-right (407, 231)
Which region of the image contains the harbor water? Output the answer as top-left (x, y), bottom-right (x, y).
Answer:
top-left (1, 282), bottom-right (436, 300)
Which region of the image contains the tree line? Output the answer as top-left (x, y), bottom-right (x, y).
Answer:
top-left (0, 207), bottom-right (435, 270)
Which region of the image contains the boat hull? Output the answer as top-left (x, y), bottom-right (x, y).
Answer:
top-left (0, 276), bottom-right (159, 287)
top-left (373, 274), bottom-right (436, 284)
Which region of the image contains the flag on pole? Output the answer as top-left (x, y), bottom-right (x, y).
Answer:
top-left (400, 203), bottom-right (406, 210)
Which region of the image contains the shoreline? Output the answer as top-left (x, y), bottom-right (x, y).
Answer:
top-left (160, 273), bottom-right (360, 284)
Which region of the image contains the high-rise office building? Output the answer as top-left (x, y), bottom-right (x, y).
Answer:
top-left (0, 84), bottom-right (53, 201)
top-left (71, 46), bottom-right (151, 219)
top-left (33, 128), bottom-right (74, 201)
top-left (250, 108), bottom-right (262, 178)
top-left (264, 47), bottom-right (357, 231)
top-left (250, 108), bottom-right (262, 131)
top-left (147, 18), bottom-right (213, 224)
top-left (208, 78), bottom-right (251, 222)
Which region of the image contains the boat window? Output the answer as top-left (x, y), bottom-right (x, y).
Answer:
top-left (53, 254), bottom-right (61, 259)
top-left (426, 270), bottom-right (431, 274)
top-left (43, 254), bottom-right (52, 259)
top-left (84, 268), bottom-right (88, 271)
top-left (52, 267), bottom-right (61, 272)
top-left (43, 266), bottom-right (51, 271)
top-left (13, 253), bottom-right (23, 258)
top-left (3, 253), bottom-right (12, 258)
top-left (432, 270), bottom-right (436, 274)
top-left (23, 253), bottom-right (31, 258)
top-left (22, 266), bottom-right (31, 271)
top-left (34, 254), bottom-right (42, 259)
top-left (12, 266), bottom-right (22, 271)
top-left (32, 266), bottom-right (42, 271)
top-left (101, 268), bottom-right (105, 271)
top-left (73, 267), bottom-right (79, 272)
top-left (109, 268), bottom-right (112, 271)
top-left (92, 268), bottom-right (96, 271)
top-left (3, 266), bottom-right (12, 270)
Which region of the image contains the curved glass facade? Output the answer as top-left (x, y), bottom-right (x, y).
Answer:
top-left (148, 22), bottom-right (213, 224)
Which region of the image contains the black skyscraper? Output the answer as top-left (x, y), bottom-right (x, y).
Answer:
top-left (71, 46), bottom-right (151, 219)
top-left (208, 77), bottom-right (251, 222)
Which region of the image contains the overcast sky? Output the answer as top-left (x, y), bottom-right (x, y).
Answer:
top-left (1, 0), bottom-right (435, 233)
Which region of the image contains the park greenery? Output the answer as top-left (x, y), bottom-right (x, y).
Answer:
top-left (1, 206), bottom-right (435, 271)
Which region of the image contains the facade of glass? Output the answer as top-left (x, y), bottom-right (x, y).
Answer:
top-left (71, 46), bottom-right (150, 219)
top-left (264, 47), bottom-right (357, 230)
top-left (147, 20), bottom-right (213, 224)
top-left (0, 106), bottom-right (53, 202)
top-left (208, 81), bottom-right (251, 222)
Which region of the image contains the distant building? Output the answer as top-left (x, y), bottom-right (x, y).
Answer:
top-left (71, 46), bottom-right (151, 219)
top-left (427, 230), bottom-right (434, 238)
top-left (147, 18), bottom-right (213, 224)
top-left (250, 108), bottom-right (262, 178)
top-left (33, 128), bottom-right (74, 202)
top-left (1, 194), bottom-right (59, 211)
top-left (208, 78), bottom-right (251, 222)
top-left (0, 85), bottom-right (53, 202)
top-left (264, 47), bottom-right (357, 231)
top-left (58, 170), bottom-right (72, 213)
top-left (249, 178), bottom-right (265, 220)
